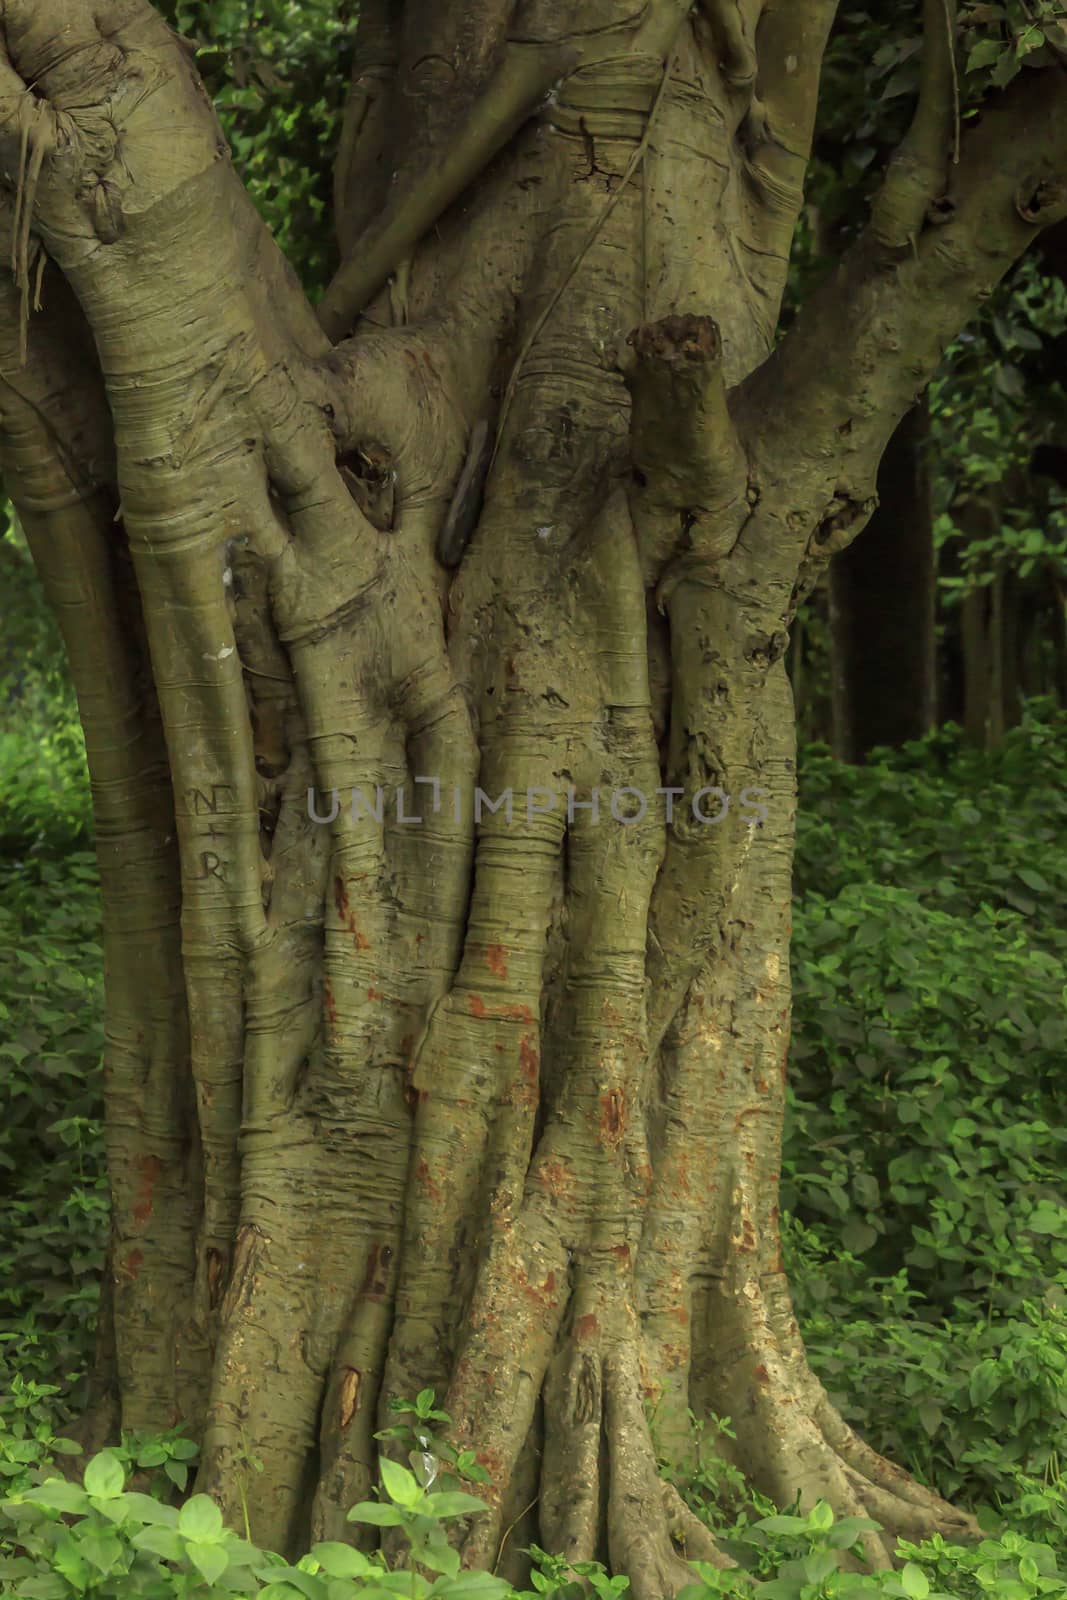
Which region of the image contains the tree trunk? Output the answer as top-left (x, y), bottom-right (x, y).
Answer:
top-left (829, 403), bottom-right (936, 761)
top-left (2, 1), bottom-right (1065, 1590)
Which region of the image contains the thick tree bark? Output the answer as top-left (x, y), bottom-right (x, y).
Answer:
top-left (829, 403), bottom-right (936, 761)
top-left (2, 1), bottom-right (1066, 1591)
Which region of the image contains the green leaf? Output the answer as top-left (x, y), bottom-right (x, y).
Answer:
top-left (841, 1220), bottom-right (878, 1255)
top-left (801, 1549), bottom-right (837, 1582)
top-left (253, 1569), bottom-right (329, 1600)
top-left (22, 1480), bottom-right (90, 1514)
top-left (414, 1539), bottom-right (461, 1577)
top-left (82, 1450), bottom-right (124, 1499)
top-left (900, 1562), bottom-right (930, 1598)
top-left (120, 1493), bottom-right (180, 1525)
top-left (311, 1542), bottom-right (380, 1578)
top-left (808, 1499), bottom-right (833, 1533)
top-left (425, 1490), bottom-right (488, 1519)
top-left (78, 1531), bottom-right (122, 1574)
top-left (379, 1457), bottom-right (422, 1508)
top-left (178, 1492), bottom-right (223, 1540)
top-left (131, 1526), bottom-right (185, 1562)
top-left (431, 1575), bottom-right (514, 1600)
top-left (346, 1501), bottom-right (405, 1527)
top-left (753, 1514), bottom-right (807, 1534)
top-left (966, 37), bottom-right (1003, 71)
top-left (186, 1539), bottom-right (230, 1585)
top-left (969, 1359), bottom-right (1000, 1407)
top-left (51, 1537), bottom-right (88, 1593)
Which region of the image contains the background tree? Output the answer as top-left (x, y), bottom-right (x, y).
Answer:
top-left (1, 0), bottom-right (1066, 1592)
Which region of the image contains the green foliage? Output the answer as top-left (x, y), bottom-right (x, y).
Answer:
top-left (4, 1445), bottom-right (1067, 1599)
top-left (0, 1435), bottom-right (514, 1600)
top-left (0, 858), bottom-right (105, 1408)
top-left (374, 1390), bottom-right (492, 1493)
top-left (783, 710), bottom-right (1067, 1528)
top-left (0, 523), bottom-right (90, 856)
top-left (673, 1499), bottom-right (1067, 1598)
top-left (930, 256), bottom-right (1067, 600)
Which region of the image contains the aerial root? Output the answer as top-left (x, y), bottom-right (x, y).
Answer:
top-left (604, 1344), bottom-right (733, 1600)
top-left (539, 1344), bottom-right (605, 1564)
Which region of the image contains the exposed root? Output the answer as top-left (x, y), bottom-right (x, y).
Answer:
top-left (659, 1482), bottom-right (735, 1568)
top-left (704, 1265), bottom-right (979, 1570)
top-left (605, 1345), bottom-right (730, 1600)
top-left (540, 1345), bottom-right (604, 1563)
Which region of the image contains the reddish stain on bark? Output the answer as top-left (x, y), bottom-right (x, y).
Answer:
top-left (544, 1271), bottom-right (557, 1294)
top-left (132, 1153), bottom-right (161, 1225)
top-left (504, 1003), bottom-right (533, 1024)
top-left (123, 1249), bottom-right (144, 1280)
top-left (599, 1089), bottom-right (626, 1144)
top-left (367, 986), bottom-right (384, 1001)
top-left (323, 979), bottom-right (337, 1027)
top-left (519, 1035), bottom-right (539, 1083)
top-left (334, 874), bottom-right (371, 949)
top-left (486, 943), bottom-right (509, 979)
top-left (415, 1157), bottom-right (442, 1202)
top-left (468, 994), bottom-right (487, 1018)
top-left (671, 1306), bottom-right (690, 1327)
top-left (753, 1364), bottom-right (770, 1384)
top-left (575, 1313), bottom-right (599, 1341)
top-left (536, 1158), bottom-right (572, 1200)
top-left (612, 1243), bottom-right (630, 1261)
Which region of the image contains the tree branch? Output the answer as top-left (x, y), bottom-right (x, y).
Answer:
top-left (870, 0), bottom-right (959, 248)
top-left (333, 0), bottom-right (403, 256)
top-left (317, 37), bottom-right (573, 340)
top-left (737, 63), bottom-right (1067, 570)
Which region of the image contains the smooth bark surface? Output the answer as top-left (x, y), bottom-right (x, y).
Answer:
top-left (1, 1), bottom-right (1066, 1590)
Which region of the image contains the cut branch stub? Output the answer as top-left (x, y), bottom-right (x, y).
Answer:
top-left (625, 313), bottom-right (748, 582)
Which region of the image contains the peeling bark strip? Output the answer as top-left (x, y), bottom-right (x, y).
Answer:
top-left (1, 0), bottom-right (1064, 1589)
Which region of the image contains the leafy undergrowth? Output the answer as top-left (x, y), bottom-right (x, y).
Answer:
top-left (0, 534), bottom-right (91, 858)
top-left (2, 641), bottom-right (1067, 1589)
top-left (2, 1392), bottom-right (1066, 1599)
